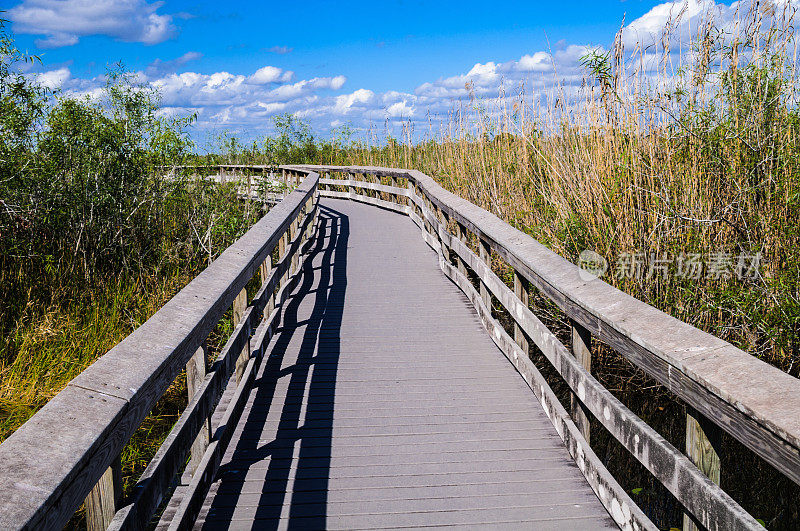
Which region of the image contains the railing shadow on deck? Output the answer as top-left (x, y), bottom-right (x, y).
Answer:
top-left (205, 205), bottom-right (349, 529)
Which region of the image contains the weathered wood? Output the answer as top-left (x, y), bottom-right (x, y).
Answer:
top-left (319, 189), bottom-right (409, 215)
top-left (233, 288), bottom-right (250, 383)
top-left (186, 343), bottom-right (210, 476)
top-left (259, 257), bottom-right (271, 290)
top-left (279, 228), bottom-right (289, 289)
top-left (418, 217), bottom-right (652, 531)
top-left (110, 178), bottom-right (320, 530)
top-left (86, 457), bottom-right (121, 531)
top-left (685, 407), bottom-right (722, 531)
top-left (453, 221), bottom-right (468, 278)
top-left (571, 321), bottom-right (592, 443)
top-left (162, 219), bottom-right (319, 529)
top-left (318, 177), bottom-right (406, 197)
top-left (478, 238), bottom-right (492, 309)
top-left (513, 270), bottom-right (529, 354)
top-left (409, 200), bottom-right (759, 530)
top-left (191, 199), bottom-right (621, 530)
top-left (300, 164), bottom-right (800, 492)
top-left (0, 169), bottom-right (318, 530)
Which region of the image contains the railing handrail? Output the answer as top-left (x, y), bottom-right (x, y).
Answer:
top-left (303, 164), bottom-right (800, 479)
top-left (297, 164), bottom-right (797, 530)
top-left (0, 167), bottom-right (319, 530)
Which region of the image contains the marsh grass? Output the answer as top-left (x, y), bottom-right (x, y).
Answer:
top-left (324, 4), bottom-right (800, 528)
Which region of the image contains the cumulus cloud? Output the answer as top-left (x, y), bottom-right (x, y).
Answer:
top-left (36, 67), bottom-right (71, 89)
top-left (333, 89), bottom-right (375, 115)
top-left (9, 0), bottom-right (177, 48)
top-left (25, 0), bottom-right (794, 139)
top-left (248, 66), bottom-right (293, 84)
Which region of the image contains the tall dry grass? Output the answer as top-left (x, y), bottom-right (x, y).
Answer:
top-left (338, 2), bottom-right (800, 376)
top-left (330, 4), bottom-right (800, 527)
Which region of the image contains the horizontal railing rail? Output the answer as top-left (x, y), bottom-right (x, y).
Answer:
top-left (299, 164), bottom-right (800, 531)
top-left (161, 165), bottom-right (302, 205)
top-left (0, 166), bottom-right (319, 530)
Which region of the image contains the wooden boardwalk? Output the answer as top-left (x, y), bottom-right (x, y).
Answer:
top-left (4, 165), bottom-right (798, 530)
top-left (191, 199), bottom-right (616, 529)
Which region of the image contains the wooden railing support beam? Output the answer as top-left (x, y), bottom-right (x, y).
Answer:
top-left (186, 342), bottom-right (210, 475)
top-left (684, 407), bottom-right (722, 531)
top-left (513, 270), bottom-right (529, 354)
top-left (570, 320), bottom-right (592, 443)
top-left (233, 288), bottom-right (249, 383)
top-left (478, 239), bottom-right (492, 309)
top-left (85, 456), bottom-right (122, 531)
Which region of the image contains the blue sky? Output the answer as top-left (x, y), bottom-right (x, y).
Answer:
top-left (6, 0), bottom-right (754, 144)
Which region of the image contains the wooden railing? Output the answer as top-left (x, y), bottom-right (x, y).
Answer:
top-left (2, 163), bottom-right (799, 530)
top-left (301, 164), bottom-right (800, 531)
top-left (160, 164), bottom-right (297, 204)
top-left (0, 166), bottom-right (319, 530)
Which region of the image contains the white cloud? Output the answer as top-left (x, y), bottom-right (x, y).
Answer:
top-left (333, 89), bottom-right (375, 115)
top-left (25, 0), bottom-right (796, 140)
top-left (9, 0), bottom-right (177, 48)
top-left (386, 100), bottom-right (414, 118)
top-left (36, 67), bottom-right (70, 89)
top-left (249, 66), bottom-right (293, 84)
top-left (516, 52), bottom-right (552, 72)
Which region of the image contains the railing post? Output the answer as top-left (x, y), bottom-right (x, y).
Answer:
top-left (219, 166), bottom-right (226, 184)
top-left (186, 342), bottom-right (210, 475)
top-left (452, 222), bottom-right (468, 278)
top-left (261, 255), bottom-right (275, 319)
top-left (313, 185), bottom-right (320, 228)
top-left (570, 321), bottom-right (592, 442)
top-left (279, 228), bottom-right (289, 289)
top-left (85, 456), bottom-right (122, 531)
top-left (513, 270), bottom-right (529, 353)
top-left (478, 238), bottom-right (492, 308)
top-left (305, 197), bottom-right (314, 242)
top-left (435, 206), bottom-right (448, 257)
top-left (290, 218), bottom-right (299, 275)
top-left (684, 408), bottom-right (722, 531)
top-left (233, 288), bottom-right (249, 383)
top-left (348, 172), bottom-right (356, 198)
top-left (391, 176), bottom-right (398, 204)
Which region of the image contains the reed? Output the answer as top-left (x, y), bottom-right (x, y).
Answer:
top-left (326, 5), bottom-right (800, 527)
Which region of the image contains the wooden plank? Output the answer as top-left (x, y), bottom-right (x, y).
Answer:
top-left (86, 457), bottom-right (121, 531)
top-left (153, 201), bottom-right (320, 529)
top-left (108, 209), bottom-right (321, 528)
top-left (513, 270), bottom-right (529, 354)
top-left (571, 321), bottom-right (592, 443)
top-left (685, 407), bottom-right (722, 531)
top-left (422, 208), bottom-right (759, 530)
top-left (186, 344), bottom-right (210, 475)
top-left (191, 199), bottom-right (618, 530)
top-left (233, 288), bottom-right (250, 383)
top-left (318, 177), bottom-right (408, 197)
top-left (478, 238), bottom-right (492, 309)
top-left (0, 170), bottom-right (319, 530)
top-left (298, 164), bottom-right (800, 491)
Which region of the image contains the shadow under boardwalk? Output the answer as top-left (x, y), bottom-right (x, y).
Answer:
top-left (195, 199), bottom-right (617, 530)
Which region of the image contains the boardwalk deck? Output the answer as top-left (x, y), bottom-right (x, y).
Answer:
top-left (190, 198), bottom-right (616, 529)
